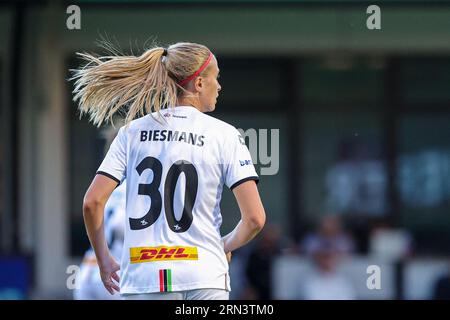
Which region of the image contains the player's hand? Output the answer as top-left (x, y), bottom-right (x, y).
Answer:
top-left (226, 252), bottom-right (232, 264)
top-left (99, 255), bottom-right (120, 295)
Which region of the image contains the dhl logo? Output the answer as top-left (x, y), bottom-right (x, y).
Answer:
top-left (130, 246), bottom-right (198, 263)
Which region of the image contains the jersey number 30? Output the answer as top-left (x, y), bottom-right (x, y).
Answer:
top-left (129, 156), bottom-right (198, 233)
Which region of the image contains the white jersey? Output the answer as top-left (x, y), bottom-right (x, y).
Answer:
top-left (97, 106), bottom-right (258, 294)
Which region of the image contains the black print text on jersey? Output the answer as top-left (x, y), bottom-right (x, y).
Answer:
top-left (140, 130), bottom-right (205, 147)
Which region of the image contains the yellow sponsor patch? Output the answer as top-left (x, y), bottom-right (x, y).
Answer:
top-left (130, 246), bottom-right (198, 264)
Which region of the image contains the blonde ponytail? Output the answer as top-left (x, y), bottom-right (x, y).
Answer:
top-left (71, 47), bottom-right (177, 126)
top-left (71, 42), bottom-right (212, 127)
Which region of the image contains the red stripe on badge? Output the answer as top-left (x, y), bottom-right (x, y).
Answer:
top-left (159, 269), bottom-right (164, 292)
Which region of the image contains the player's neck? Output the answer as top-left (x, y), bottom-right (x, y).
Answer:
top-left (176, 96), bottom-right (203, 112)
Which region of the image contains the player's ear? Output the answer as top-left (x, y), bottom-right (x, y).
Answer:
top-left (193, 76), bottom-right (203, 93)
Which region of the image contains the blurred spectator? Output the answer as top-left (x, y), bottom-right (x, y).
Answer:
top-left (301, 214), bottom-right (355, 257)
top-left (297, 240), bottom-right (356, 300)
top-left (432, 261), bottom-right (450, 300)
top-left (369, 221), bottom-right (414, 260)
top-left (244, 224), bottom-right (282, 300)
top-left (295, 215), bottom-right (356, 300)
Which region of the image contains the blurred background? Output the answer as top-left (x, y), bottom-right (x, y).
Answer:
top-left (1, 0), bottom-right (450, 300)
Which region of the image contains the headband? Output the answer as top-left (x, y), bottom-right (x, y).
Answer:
top-left (177, 52), bottom-right (213, 87)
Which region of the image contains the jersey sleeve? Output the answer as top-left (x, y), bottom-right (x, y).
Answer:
top-left (96, 126), bottom-right (127, 184)
top-left (223, 128), bottom-right (259, 190)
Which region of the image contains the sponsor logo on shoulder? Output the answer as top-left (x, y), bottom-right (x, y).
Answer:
top-left (239, 159), bottom-right (252, 166)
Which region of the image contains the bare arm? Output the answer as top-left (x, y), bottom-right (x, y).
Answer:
top-left (83, 174), bottom-right (120, 294)
top-left (222, 180), bottom-right (266, 253)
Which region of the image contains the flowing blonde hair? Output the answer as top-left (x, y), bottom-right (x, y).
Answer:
top-left (71, 42), bottom-right (212, 127)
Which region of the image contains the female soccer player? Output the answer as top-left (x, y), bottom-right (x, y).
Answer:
top-left (72, 42), bottom-right (266, 300)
